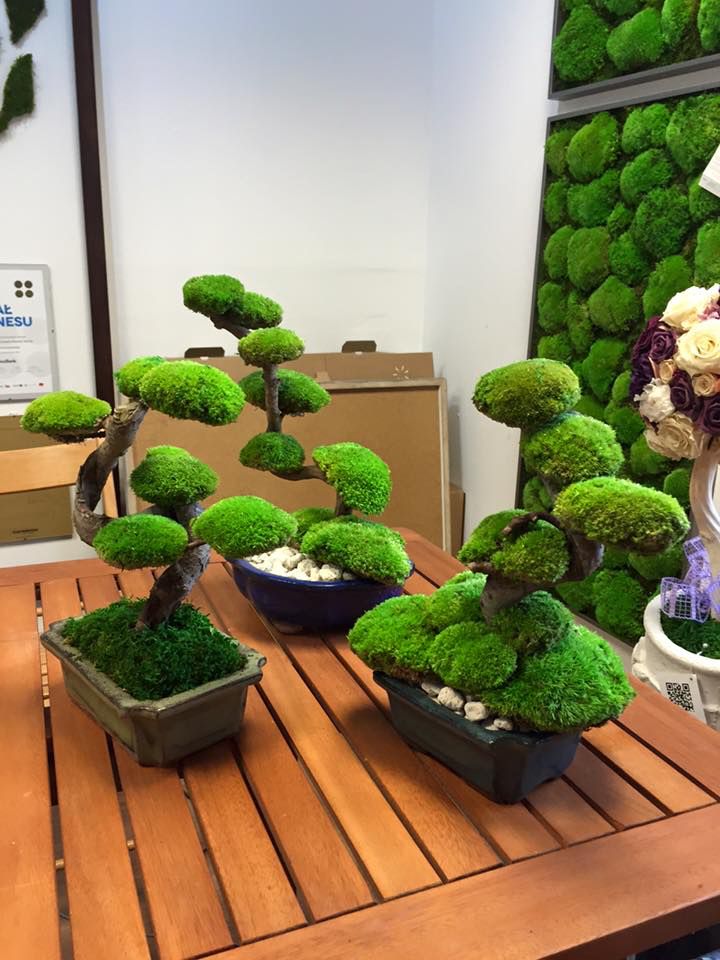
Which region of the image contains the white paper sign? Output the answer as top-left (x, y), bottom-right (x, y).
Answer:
top-left (655, 671), bottom-right (707, 723)
top-left (700, 143), bottom-right (720, 199)
top-left (0, 264), bottom-right (57, 401)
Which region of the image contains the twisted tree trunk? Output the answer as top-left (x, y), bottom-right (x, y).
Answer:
top-left (263, 363), bottom-right (283, 432)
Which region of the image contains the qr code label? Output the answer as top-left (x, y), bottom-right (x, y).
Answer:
top-left (656, 672), bottom-right (707, 723)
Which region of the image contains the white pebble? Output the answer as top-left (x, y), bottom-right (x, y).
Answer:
top-left (342, 571), bottom-right (357, 581)
top-left (421, 681), bottom-right (442, 698)
top-left (318, 564), bottom-right (342, 582)
top-left (464, 701), bottom-right (489, 722)
top-left (283, 551), bottom-right (302, 570)
top-left (245, 547), bottom-right (354, 582)
top-left (437, 686), bottom-right (465, 712)
top-left (494, 718), bottom-right (514, 731)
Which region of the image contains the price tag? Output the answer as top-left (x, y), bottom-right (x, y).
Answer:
top-left (655, 672), bottom-right (707, 723)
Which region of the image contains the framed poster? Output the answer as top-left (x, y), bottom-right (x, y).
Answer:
top-left (0, 264), bottom-right (58, 402)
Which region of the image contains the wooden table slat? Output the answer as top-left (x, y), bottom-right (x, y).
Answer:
top-left (0, 584), bottom-right (61, 960)
top-left (41, 578), bottom-right (150, 960)
top-left (401, 533), bottom-right (465, 586)
top-left (524, 778), bottom-right (615, 845)
top-left (199, 563), bottom-right (440, 900)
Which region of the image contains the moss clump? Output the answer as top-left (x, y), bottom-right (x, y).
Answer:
top-left (348, 595), bottom-right (435, 678)
top-left (5, 0), bottom-right (45, 44)
top-left (192, 496), bottom-right (296, 558)
top-left (473, 359), bottom-right (580, 429)
top-left (553, 7), bottom-right (610, 84)
top-left (607, 202), bottom-right (633, 237)
top-left (93, 515), bottom-right (188, 569)
top-left (522, 476), bottom-right (553, 512)
top-left (0, 55), bottom-right (34, 135)
top-left (643, 255), bottom-right (693, 316)
top-left (606, 8), bottom-right (665, 72)
top-left (604, 546), bottom-right (629, 569)
top-left (538, 333), bottom-right (573, 364)
top-left (588, 275), bottom-right (641, 334)
top-left (522, 413), bottom-right (623, 488)
top-left (605, 403), bottom-right (645, 444)
top-left (291, 506), bottom-right (336, 541)
top-left (567, 293), bottom-right (593, 354)
top-left (620, 149), bottom-right (674, 206)
top-left (630, 433), bottom-right (669, 477)
top-left (21, 391), bottom-right (111, 438)
top-left (567, 171), bottom-right (620, 227)
top-left (301, 520), bottom-right (410, 584)
top-left (611, 370), bottom-right (632, 403)
top-left (459, 510), bottom-right (571, 584)
top-left (689, 174), bottom-right (720, 221)
top-left (544, 179), bottom-right (569, 230)
top-left (575, 392), bottom-right (606, 419)
top-left (694, 222), bottom-right (720, 286)
top-left (666, 95), bottom-right (720, 173)
top-left (632, 186), bottom-right (691, 259)
top-left (62, 600), bottom-right (245, 701)
top-left (238, 328), bottom-right (304, 367)
top-left (601, 0), bottom-right (642, 15)
top-left (140, 361), bottom-right (245, 426)
top-left (567, 114), bottom-right (620, 183)
top-left (543, 227), bottom-right (575, 281)
top-left (239, 369), bottom-right (330, 416)
top-left (581, 338), bottom-right (627, 401)
top-left (130, 446), bottom-right (218, 507)
top-left (426, 572), bottom-right (486, 631)
top-left (234, 291), bottom-right (283, 329)
top-left (661, 0), bottom-right (699, 49)
top-left (490, 591), bottom-right (573, 655)
top-left (537, 282), bottom-right (568, 332)
top-left (567, 227), bottom-right (610, 292)
top-left (593, 569), bottom-right (648, 640)
top-left (545, 129), bottom-right (575, 177)
top-left (622, 103), bottom-right (671, 154)
top-left (479, 626), bottom-right (634, 732)
top-left (663, 466), bottom-right (691, 508)
top-left (554, 476), bottom-right (690, 552)
top-left (182, 274), bottom-right (245, 321)
top-left (699, 0), bottom-right (720, 50)
top-left (608, 231), bottom-right (651, 286)
top-left (239, 432), bottom-right (305, 474)
top-left (312, 442), bottom-right (391, 515)
top-left (115, 356), bottom-right (166, 400)
top-left (430, 623), bottom-right (517, 693)
top-left (629, 542), bottom-right (683, 578)
top-left (556, 574), bottom-right (598, 614)
top-left (661, 610), bottom-right (720, 657)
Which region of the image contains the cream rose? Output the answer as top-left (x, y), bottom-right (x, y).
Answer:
top-left (662, 284), bottom-right (720, 331)
top-left (635, 379), bottom-right (675, 423)
top-left (692, 372), bottom-right (720, 396)
top-left (644, 416), bottom-right (707, 461)
top-left (675, 318), bottom-right (720, 374)
top-left (656, 359), bottom-right (676, 383)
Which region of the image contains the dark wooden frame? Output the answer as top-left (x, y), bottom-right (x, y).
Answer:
top-left (549, 0), bottom-right (720, 101)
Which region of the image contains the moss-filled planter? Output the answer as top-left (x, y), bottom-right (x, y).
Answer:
top-left (376, 673), bottom-right (580, 804)
top-left (232, 559), bottom-right (410, 633)
top-left (42, 619), bottom-right (266, 765)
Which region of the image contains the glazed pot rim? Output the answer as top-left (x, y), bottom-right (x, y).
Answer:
top-left (644, 595), bottom-right (720, 675)
top-left (231, 557), bottom-right (414, 590)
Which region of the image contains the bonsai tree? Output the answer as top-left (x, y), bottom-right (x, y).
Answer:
top-left (182, 273), bottom-right (411, 585)
top-left (350, 358), bottom-right (690, 733)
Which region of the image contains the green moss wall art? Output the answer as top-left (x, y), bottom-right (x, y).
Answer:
top-left (552, 0), bottom-right (720, 95)
top-left (0, 0), bottom-right (44, 138)
top-left (529, 90), bottom-right (720, 642)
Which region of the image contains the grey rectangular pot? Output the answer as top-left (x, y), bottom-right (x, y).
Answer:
top-left (42, 619), bottom-right (266, 766)
top-left (375, 673), bottom-right (580, 804)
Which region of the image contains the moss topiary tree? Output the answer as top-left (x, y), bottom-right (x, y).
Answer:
top-left (350, 359), bottom-right (689, 733)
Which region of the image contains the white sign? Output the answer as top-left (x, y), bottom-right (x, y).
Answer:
top-left (700, 143), bottom-right (720, 200)
top-left (0, 264), bottom-right (57, 401)
top-left (655, 671), bottom-right (707, 724)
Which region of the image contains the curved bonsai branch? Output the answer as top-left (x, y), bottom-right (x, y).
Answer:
top-left (209, 315), bottom-right (251, 340)
top-left (263, 363), bottom-right (283, 432)
top-left (272, 464), bottom-right (325, 482)
top-left (334, 492), bottom-right (352, 517)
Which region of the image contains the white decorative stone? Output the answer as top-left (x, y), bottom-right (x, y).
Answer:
top-left (463, 701), bottom-right (489, 722)
top-left (245, 547), bottom-right (354, 584)
top-left (437, 686), bottom-right (465, 712)
top-left (421, 681), bottom-right (442, 698)
top-left (342, 571), bottom-right (357, 581)
top-left (318, 564), bottom-right (342, 582)
top-left (493, 718), bottom-right (514, 731)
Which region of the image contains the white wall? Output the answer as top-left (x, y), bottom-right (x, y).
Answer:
top-left (0, 0), bottom-right (96, 566)
top-left (96, 0), bottom-right (434, 362)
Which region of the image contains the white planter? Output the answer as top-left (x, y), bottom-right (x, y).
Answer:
top-left (632, 595), bottom-right (720, 729)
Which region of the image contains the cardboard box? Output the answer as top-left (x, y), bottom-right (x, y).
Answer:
top-left (450, 483), bottom-right (466, 557)
top-left (181, 350), bottom-right (434, 383)
top-left (0, 416), bottom-right (73, 543)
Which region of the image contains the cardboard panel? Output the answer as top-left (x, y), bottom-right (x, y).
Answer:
top-left (131, 379), bottom-right (450, 548)
top-left (181, 351), bottom-right (434, 382)
top-left (449, 484), bottom-right (465, 557)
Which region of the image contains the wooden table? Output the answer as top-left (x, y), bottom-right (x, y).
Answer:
top-left (2, 529), bottom-right (720, 960)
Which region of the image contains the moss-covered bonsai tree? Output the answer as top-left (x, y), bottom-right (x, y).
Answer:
top-left (182, 273), bottom-right (411, 586)
top-left (350, 359), bottom-right (690, 734)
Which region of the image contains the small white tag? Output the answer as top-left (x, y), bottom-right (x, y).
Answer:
top-left (700, 144), bottom-right (720, 199)
top-left (655, 672), bottom-right (707, 723)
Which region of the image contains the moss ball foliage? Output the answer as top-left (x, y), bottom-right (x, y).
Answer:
top-left (581, 338), bottom-right (627, 402)
top-left (556, 576), bottom-right (598, 614)
top-left (609, 231), bottom-right (651, 286)
top-left (522, 413), bottom-right (623, 489)
top-left (554, 476), bottom-right (690, 552)
top-left (21, 391), bottom-right (111, 438)
top-left (543, 226), bottom-right (575, 281)
top-left (239, 432), bottom-right (305, 474)
top-left (588, 275), bottom-right (641, 333)
top-left (661, 609), bottom-right (720, 657)
top-left (663, 466), bottom-right (691, 508)
top-left (622, 104), bottom-right (671, 154)
top-left (115, 356), bottom-right (166, 400)
top-left (140, 360), bottom-right (245, 426)
top-left (348, 595), bottom-right (435, 678)
top-left (628, 542), bottom-right (683, 579)
top-left (643, 255), bottom-right (693, 316)
top-left (312, 442), bottom-right (391, 515)
top-left (592, 569), bottom-right (648, 640)
top-left (192, 496), bottom-right (296, 558)
top-left (689, 174), bottom-right (720, 221)
top-left (472, 359), bottom-right (580, 430)
top-left (544, 180), bottom-right (569, 230)
top-left (130, 446), bottom-right (218, 507)
top-left (429, 623), bottom-right (517, 693)
top-left (605, 403), bottom-right (645, 444)
top-left (630, 433), bottom-right (669, 477)
top-left (458, 510), bottom-right (571, 585)
top-left (662, 0), bottom-right (700, 49)
top-left (611, 370), bottom-right (632, 404)
top-left (183, 274), bottom-right (245, 321)
top-left (538, 333), bottom-right (573, 364)
top-left (632, 186), bottom-right (691, 258)
top-left (567, 227), bottom-right (611, 291)
top-left (239, 369), bottom-right (330, 416)
top-left (301, 520), bottom-right (410, 584)
top-left (666, 96), bottom-right (720, 173)
top-left (694, 221), bottom-right (720, 285)
top-left (567, 293), bottom-right (593, 354)
top-left (607, 8), bottom-right (665, 72)
top-left (291, 506), bottom-right (335, 541)
top-left (546, 129), bottom-right (576, 178)
top-left (699, 0), bottom-right (720, 50)
top-left (490, 591), bottom-right (574, 656)
top-left (607, 202), bottom-right (634, 237)
top-left (426, 572), bottom-right (486, 631)
top-left (567, 114), bottom-right (619, 183)
top-left (575, 392), bottom-right (606, 420)
top-left (553, 7), bottom-right (610, 85)
top-left (602, 0), bottom-right (643, 17)
top-left (620, 149), bottom-right (674, 206)
top-left (238, 328), bottom-right (304, 367)
top-left (93, 515), bottom-right (188, 570)
top-left (235, 291), bottom-right (283, 329)
top-left (537, 282), bottom-right (568, 332)
top-left (62, 600), bottom-right (246, 701)
top-left (567, 171), bottom-right (620, 227)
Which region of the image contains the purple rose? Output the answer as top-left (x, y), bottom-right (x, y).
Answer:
top-left (649, 324), bottom-right (677, 362)
top-left (670, 370), bottom-right (703, 419)
top-left (702, 395), bottom-right (720, 436)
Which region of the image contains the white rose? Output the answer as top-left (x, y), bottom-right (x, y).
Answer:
top-left (644, 416), bottom-right (707, 461)
top-left (662, 284), bottom-right (720, 331)
top-left (635, 379), bottom-right (675, 423)
top-left (675, 318), bottom-right (720, 374)
top-left (693, 373), bottom-right (720, 397)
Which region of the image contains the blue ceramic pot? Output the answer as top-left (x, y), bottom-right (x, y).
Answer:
top-left (231, 559), bottom-right (410, 633)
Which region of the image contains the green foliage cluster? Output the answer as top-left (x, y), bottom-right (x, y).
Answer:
top-left (192, 496), bottom-right (296, 558)
top-left (537, 282), bottom-right (568, 331)
top-left (522, 413), bottom-right (623, 488)
top-left (606, 8), bottom-right (665, 72)
top-left (300, 520), bottom-right (410, 584)
top-left (0, 54), bottom-right (34, 134)
top-left (695, 221), bottom-right (720, 285)
top-left (239, 432), bottom-right (305, 474)
top-left (239, 369), bottom-right (330, 416)
top-left (182, 274), bottom-right (245, 322)
top-left (425, 571), bottom-right (487, 631)
top-left (93, 515), bottom-right (188, 569)
top-left (588, 275), bottom-right (640, 332)
top-left (62, 600), bottom-right (246, 701)
top-left (567, 227), bottom-right (610, 291)
top-left (661, 610), bottom-right (720, 658)
top-left (312, 442), bottom-right (391, 515)
top-left (567, 170), bottom-right (620, 226)
top-left (544, 226), bottom-right (575, 280)
top-left (140, 360), bottom-right (245, 426)
top-left (430, 623), bottom-right (518, 693)
top-left (592, 568), bottom-right (649, 639)
top-left (291, 506), bottom-right (336, 541)
top-left (21, 391), bottom-right (111, 438)
top-left (458, 509), bottom-right (571, 584)
top-left (115, 356), bottom-right (166, 400)
top-left (566, 114), bottom-right (619, 182)
top-left (472, 359), bottom-right (580, 429)
top-left (130, 446), bottom-right (218, 507)
top-left (5, 0), bottom-right (45, 44)
top-left (620, 149), bottom-right (674, 205)
top-left (608, 232), bottom-right (650, 285)
top-left (238, 328), bottom-right (305, 367)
